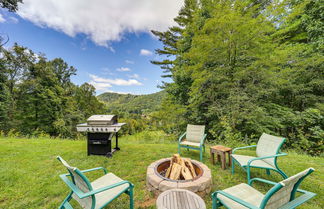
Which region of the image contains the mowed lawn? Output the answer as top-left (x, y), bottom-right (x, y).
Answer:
top-left (0, 131), bottom-right (323, 209)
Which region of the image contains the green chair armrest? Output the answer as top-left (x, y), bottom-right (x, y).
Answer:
top-left (82, 180), bottom-right (134, 198)
top-left (59, 173), bottom-right (133, 199)
top-left (232, 145), bottom-right (257, 154)
top-left (212, 191), bottom-right (259, 209)
top-left (247, 153), bottom-right (287, 167)
top-left (80, 167), bottom-right (108, 174)
top-left (278, 190), bottom-right (316, 209)
top-left (200, 134), bottom-right (207, 146)
top-left (249, 178), bottom-right (277, 186)
top-left (178, 132), bottom-right (186, 143)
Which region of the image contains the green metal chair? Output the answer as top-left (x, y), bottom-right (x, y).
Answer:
top-left (57, 156), bottom-right (134, 209)
top-left (231, 133), bottom-right (288, 184)
top-left (178, 124), bottom-right (207, 161)
top-left (212, 168), bottom-right (316, 209)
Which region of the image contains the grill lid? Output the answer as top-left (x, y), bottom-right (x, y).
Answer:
top-left (87, 115), bottom-right (115, 122)
top-left (87, 115), bottom-right (117, 125)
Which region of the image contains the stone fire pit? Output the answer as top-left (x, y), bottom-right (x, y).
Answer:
top-left (146, 158), bottom-right (212, 197)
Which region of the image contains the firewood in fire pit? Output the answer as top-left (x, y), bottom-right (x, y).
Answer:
top-left (164, 154), bottom-right (197, 180)
top-left (165, 161), bottom-right (173, 178)
top-left (181, 166), bottom-right (193, 180)
top-left (184, 158), bottom-right (197, 178)
top-left (169, 163), bottom-right (182, 180)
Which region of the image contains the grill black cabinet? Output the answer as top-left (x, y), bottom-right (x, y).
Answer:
top-left (76, 115), bottom-right (125, 157)
top-left (87, 133), bottom-right (112, 156)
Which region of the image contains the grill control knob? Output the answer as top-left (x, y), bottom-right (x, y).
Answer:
top-left (92, 128), bottom-right (94, 131)
top-left (96, 128), bottom-right (99, 131)
top-left (105, 128), bottom-right (108, 131)
top-left (101, 128), bottom-right (103, 131)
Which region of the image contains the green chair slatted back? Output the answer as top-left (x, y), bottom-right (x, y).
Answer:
top-left (261, 168), bottom-right (314, 209)
top-left (256, 133), bottom-right (286, 167)
top-left (178, 124), bottom-right (206, 161)
top-left (186, 124), bottom-right (205, 143)
top-left (57, 156), bottom-right (95, 209)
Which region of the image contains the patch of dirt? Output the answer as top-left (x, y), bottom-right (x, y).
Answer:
top-left (136, 197), bottom-right (157, 208)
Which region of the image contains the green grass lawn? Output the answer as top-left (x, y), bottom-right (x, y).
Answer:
top-left (0, 131), bottom-right (323, 209)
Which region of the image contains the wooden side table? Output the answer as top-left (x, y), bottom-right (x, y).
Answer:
top-left (156, 189), bottom-right (206, 209)
top-left (210, 145), bottom-right (232, 170)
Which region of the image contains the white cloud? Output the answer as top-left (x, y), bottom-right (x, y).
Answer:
top-left (140, 49), bottom-right (153, 56)
top-left (0, 14), bottom-right (5, 23)
top-left (125, 60), bottom-right (135, 64)
top-left (116, 67), bottom-right (131, 72)
top-left (101, 90), bottom-right (131, 95)
top-left (17, 0), bottom-right (184, 47)
top-left (90, 74), bottom-right (142, 86)
top-left (9, 16), bottom-right (19, 24)
top-left (101, 67), bottom-right (115, 76)
top-left (128, 74), bottom-right (140, 79)
top-left (89, 81), bottom-right (112, 91)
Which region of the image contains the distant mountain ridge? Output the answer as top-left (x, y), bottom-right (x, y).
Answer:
top-left (97, 91), bottom-right (166, 114)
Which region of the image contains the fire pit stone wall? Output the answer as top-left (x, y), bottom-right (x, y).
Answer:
top-left (146, 158), bottom-right (212, 197)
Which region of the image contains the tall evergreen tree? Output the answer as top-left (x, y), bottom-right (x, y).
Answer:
top-left (153, 0), bottom-right (323, 154)
top-left (0, 56), bottom-right (10, 131)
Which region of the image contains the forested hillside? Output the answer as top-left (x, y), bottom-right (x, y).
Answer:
top-left (151, 0), bottom-right (324, 155)
top-left (0, 44), bottom-right (105, 138)
top-left (98, 91), bottom-right (166, 114)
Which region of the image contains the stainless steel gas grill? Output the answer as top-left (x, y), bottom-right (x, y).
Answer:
top-left (76, 115), bottom-right (125, 157)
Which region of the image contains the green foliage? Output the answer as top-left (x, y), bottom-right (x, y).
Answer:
top-left (97, 91), bottom-right (168, 135)
top-left (150, 95), bottom-right (187, 135)
top-left (75, 83), bottom-right (105, 118)
top-left (152, 0), bottom-right (324, 155)
top-left (98, 91), bottom-right (166, 115)
top-left (118, 116), bottom-right (149, 135)
top-left (0, 58), bottom-right (10, 130)
top-left (0, 43), bottom-right (105, 138)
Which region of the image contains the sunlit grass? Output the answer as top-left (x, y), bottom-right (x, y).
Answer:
top-left (0, 131), bottom-right (323, 209)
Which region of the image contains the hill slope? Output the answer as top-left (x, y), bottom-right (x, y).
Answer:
top-left (97, 90), bottom-right (166, 114)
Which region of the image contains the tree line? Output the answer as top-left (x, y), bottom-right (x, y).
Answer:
top-left (0, 44), bottom-right (105, 137)
top-left (152, 0), bottom-right (323, 155)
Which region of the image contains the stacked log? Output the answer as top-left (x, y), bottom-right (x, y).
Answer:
top-left (165, 154), bottom-right (197, 180)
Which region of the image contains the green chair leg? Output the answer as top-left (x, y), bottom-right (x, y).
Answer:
top-left (129, 187), bottom-right (134, 209)
top-left (212, 197), bottom-right (218, 209)
top-left (59, 192), bottom-right (73, 209)
top-left (178, 144), bottom-right (181, 155)
top-left (231, 157), bottom-right (235, 174)
top-left (247, 166), bottom-right (251, 184)
top-left (200, 147), bottom-right (203, 161)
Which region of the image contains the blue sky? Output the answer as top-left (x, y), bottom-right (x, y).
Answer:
top-left (0, 0), bottom-right (183, 95)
